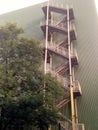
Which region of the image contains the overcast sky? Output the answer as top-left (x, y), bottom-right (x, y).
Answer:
top-left (95, 0), bottom-right (98, 14)
top-left (0, 0), bottom-right (48, 15)
top-left (0, 0), bottom-right (97, 15)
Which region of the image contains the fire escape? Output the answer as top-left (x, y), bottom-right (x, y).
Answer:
top-left (40, 1), bottom-right (84, 130)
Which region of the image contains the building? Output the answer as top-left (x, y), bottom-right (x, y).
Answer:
top-left (0, 0), bottom-right (98, 129)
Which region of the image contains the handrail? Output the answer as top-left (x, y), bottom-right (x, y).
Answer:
top-left (40, 20), bottom-right (67, 30)
top-left (59, 120), bottom-right (72, 130)
top-left (75, 123), bottom-right (85, 130)
top-left (70, 23), bottom-right (77, 37)
top-left (42, 2), bottom-right (74, 11)
top-left (42, 41), bottom-right (69, 57)
top-left (55, 39), bottom-right (68, 47)
top-left (73, 80), bottom-right (82, 93)
top-left (42, 2), bottom-right (67, 9)
top-left (54, 16), bottom-right (67, 27)
top-left (40, 20), bottom-right (77, 36)
top-left (50, 71), bottom-right (69, 88)
top-left (55, 62), bottom-right (69, 73)
top-left (40, 20), bottom-right (67, 31)
top-left (71, 49), bottom-right (78, 61)
top-left (41, 39), bottom-right (67, 48)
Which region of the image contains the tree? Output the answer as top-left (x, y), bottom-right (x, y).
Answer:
top-left (0, 23), bottom-right (64, 130)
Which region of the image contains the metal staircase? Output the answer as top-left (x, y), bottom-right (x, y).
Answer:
top-left (40, 20), bottom-right (77, 41)
top-left (42, 41), bottom-right (79, 64)
top-left (40, 1), bottom-right (84, 130)
top-left (55, 62), bottom-right (69, 75)
top-left (42, 2), bottom-right (75, 20)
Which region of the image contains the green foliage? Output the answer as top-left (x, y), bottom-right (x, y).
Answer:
top-left (0, 23), bottom-right (64, 130)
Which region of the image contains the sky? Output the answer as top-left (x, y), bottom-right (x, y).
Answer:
top-left (0, 0), bottom-right (48, 15)
top-left (0, 0), bottom-right (97, 15)
top-left (95, 0), bottom-right (98, 14)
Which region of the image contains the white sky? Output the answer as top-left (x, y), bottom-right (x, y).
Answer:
top-left (0, 0), bottom-right (48, 15)
top-left (0, 0), bottom-right (98, 15)
top-left (95, 0), bottom-right (98, 14)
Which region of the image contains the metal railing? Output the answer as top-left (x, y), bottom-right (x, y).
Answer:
top-left (40, 20), bottom-right (77, 37)
top-left (40, 19), bottom-right (67, 31)
top-left (55, 62), bottom-right (69, 73)
top-left (42, 1), bottom-right (74, 12)
top-left (41, 39), bottom-right (67, 48)
top-left (75, 124), bottom-right (85, 130)
top-left (73, 80), bottom-right (82, 94)
top-left (70, 23), bottom-right (77, 38)
top-left (50, 71), bottom-right (69, 88)
top-left (42, 41), bottom-right (69, 57)
top-left (71, 49), bottom-right (78, 61)
top-left (42, 1), bottom-right (67, 10)
top-left (59, 120), bottom-right (72, 130)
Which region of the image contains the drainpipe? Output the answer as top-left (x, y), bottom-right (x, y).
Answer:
top-left (67, 5), bottom-right (75, 130)
top-left (44, 0), bottom-right (49, 74)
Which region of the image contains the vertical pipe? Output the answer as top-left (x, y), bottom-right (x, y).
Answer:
top-left (75, 99), bottom-right (78, 123)
top-left (45, 2), bottom-right (51, 130)
top-left (67, 5), bottom-right (72, 84)
top-left (71, 44), bottom-right (78, 123)
top-left (49, 33), bottom-right (52, 72)
top-left (50, 55), bottom-right (52, 71)
top-left (44, 0), bottom-right (49, 74)
top-left (43, 0), bottom-right (49, 104)
top-left (67, 5), bottom-right (75, 130)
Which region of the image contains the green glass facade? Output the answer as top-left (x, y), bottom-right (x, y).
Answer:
top-left (0, 0), bottom-right (98, 129)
